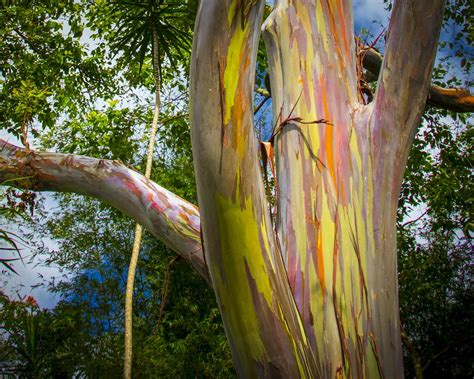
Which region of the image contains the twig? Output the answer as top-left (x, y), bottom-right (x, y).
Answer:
top-left (401, 209), bottom-right (429, 228)
top-left (254, 95), bottom-right (270, 115)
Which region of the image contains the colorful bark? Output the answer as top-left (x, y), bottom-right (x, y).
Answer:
top-left (190, 0), bottom-right (317, 376)
top-left (261, 0), bottom-right (445, 377)
top-left (0, 140), bottom-right (208, 281)
top-left (263, 1), bottom-right (380, 376)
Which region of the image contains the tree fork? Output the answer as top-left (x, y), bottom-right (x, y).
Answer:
top-left (0, 0), bottom-right (450, 377)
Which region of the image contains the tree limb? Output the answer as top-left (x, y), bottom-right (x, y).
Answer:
top-left (362, 47), bottom-right (474, 113)
top-left (427, 86), bottom-right (474, 113)
top-left (0, 139), bottom-right (209, 283)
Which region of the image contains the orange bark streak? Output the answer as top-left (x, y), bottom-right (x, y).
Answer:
top-left (326, 1), bottom-right (348, 77)
top-left (179, 211), bottom-right (190, 223)
top-left (316, 228), bottom-right (326, 301)
top-left (336, 0), bottom-right (349, 55)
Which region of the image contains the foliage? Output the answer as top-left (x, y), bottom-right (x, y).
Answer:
top-left (86, 0), bottom-right (197, 79)
top-left (30, 193), bottom-right (234, 377)
top-left (0, 185), bottom-right (37, 274)
top-left (0, 0), bottom-right (117, 140)
top-left (0, 291), bottom-right (79, 377)
top-left (397, 83), bottom-right (473, 378)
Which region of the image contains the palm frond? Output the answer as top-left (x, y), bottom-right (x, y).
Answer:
top-left (109, 0), bottom-right (197, 76)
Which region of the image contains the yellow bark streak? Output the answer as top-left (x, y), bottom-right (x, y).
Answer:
top-left (213, 190), bottom-right (311, 375)
top-left (213, 193), bottom-right (272, 361)
top-left (315, 1), bottom-right (329, 54)
top-left (223, 24), bottom-right (249, 126)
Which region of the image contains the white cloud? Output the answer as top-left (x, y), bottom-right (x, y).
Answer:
top-left (353, 0), bottom-right (390, 31)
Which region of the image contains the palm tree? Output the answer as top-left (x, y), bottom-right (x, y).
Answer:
top-left (103, 1), bottom-right (196, 377)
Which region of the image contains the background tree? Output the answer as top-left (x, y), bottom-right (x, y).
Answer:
top-left (89, 1), bottom-right (197, 375)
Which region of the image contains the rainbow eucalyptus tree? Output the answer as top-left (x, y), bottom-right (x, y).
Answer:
top-left (4, 0), bottom-right (474, 377)
top-left (190, 0), bottom-right (446, 376)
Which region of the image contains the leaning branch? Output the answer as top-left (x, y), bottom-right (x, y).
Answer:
top-left (0, 139), bottom-right (209, 283)
top-left (361, 47), bottom-right (474, 113)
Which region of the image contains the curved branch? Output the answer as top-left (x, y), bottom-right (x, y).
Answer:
top-left (0, 139), bottom-right (209, 283)
top-left (362, 47), bottom-right (474, 113)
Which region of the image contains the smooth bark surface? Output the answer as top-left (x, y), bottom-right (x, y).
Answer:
top-left (0, 139), bottom-right (208, 282)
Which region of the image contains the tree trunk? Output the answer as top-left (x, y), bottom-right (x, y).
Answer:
top-left (124, 26), bottom-right (161, 379)
top-left (191, 1), bottom-right (317, 376)
top-left (190, 0), bottom-right (445, 377)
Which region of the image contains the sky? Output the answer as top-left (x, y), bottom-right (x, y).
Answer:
top-left (0, 131), bottom-right (67, 308)
top-left (353, 0), bottom-right (389, 30)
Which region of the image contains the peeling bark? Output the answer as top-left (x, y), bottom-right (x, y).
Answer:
top-left (190, 1), bottom-right (317, 376)
top-left (260, 0), bottom-right (444, 377)
top-left (262, 1), bottom-right (389, 376)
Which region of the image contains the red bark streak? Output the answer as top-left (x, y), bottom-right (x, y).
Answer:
top-left (336, 0), bottom-right (349, 55)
